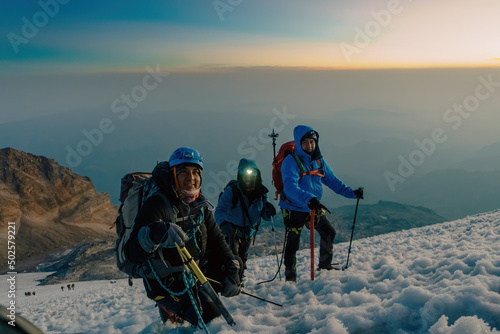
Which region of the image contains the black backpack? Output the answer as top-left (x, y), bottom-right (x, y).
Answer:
top-left (219, 180), bottom-right (240, 210)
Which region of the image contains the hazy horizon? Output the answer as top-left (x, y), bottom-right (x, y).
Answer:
top-left (2, 67), bottom-right (499, 148)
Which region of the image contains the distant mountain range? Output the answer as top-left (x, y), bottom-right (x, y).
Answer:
top-left (329, 200), bottom-right (446, 241)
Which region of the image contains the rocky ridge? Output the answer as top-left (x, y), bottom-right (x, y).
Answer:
top-left (0, 147), bottom-right (118, 271)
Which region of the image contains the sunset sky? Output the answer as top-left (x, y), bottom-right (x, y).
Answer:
top-left (2, 0), bottom-right (499, 73)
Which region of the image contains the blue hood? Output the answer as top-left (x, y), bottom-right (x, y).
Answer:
top-left (293, 125), bottom-right (321, 163)
top-left (237, 158), bottom-right (263, 188)
top-left (237, 158), bottom-right (259, 173)
top-left (279, 125), bottom-right (356, 212)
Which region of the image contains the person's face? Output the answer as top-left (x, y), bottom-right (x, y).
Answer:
top-left (301, 138), bottom-right (316, 154)
top-left (241, 168), bottom-right (257, 190)
top-left (176, 166), bottom-right (201, 191)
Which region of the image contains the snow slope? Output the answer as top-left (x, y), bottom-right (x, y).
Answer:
top-left (1, 210), bottom-right (499, 334)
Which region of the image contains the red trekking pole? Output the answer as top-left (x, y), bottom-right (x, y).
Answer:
top-left (310, 209), bottom-right (316, 281)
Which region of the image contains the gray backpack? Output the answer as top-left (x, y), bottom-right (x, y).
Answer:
top-left (113, 172), bottom-right (173, 280)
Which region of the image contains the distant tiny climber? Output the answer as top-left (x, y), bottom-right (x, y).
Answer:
top-left (61, 286), bottom-right (64, 291)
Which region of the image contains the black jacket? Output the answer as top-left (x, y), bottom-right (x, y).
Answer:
top-left (124, 164), bottom-right (235, 298)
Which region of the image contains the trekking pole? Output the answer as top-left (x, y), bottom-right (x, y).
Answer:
top-left (310, 209), bottom-right (316, 281)
top-left (175, 243), bottom-right (236, 326)
top-left (342, 189), bottom-right (362, 271)
top-left (207, 278), bottom-right (283, 307)
top-left (270, 216), bottom-right (281, 280)
top-left (240, 289), bottom-right (283, 307)
top-left (252, 220), bottom-right (261, 246)
top-left (257, 230), bottom-right (287, 285)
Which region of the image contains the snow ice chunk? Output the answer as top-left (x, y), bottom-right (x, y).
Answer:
top-left (309, 317), bottom-right (349, 334)
top-left (409, 257), bottom-right (434, 270)
top-left (392, 286), bottom-right (433, 308)
top-left (371, 282), bottom-right (390, 295)
top-left (372, 256), bottom-right (397, 271)
top-left (338, 312), bottom-right (376, 333)
top-left (339, 290), bottom-right (381, 308)
top-left (429, 315), bottom-right (498, 334)
top-left (343, 275), bottom-right (370, 293)
top-left (471, 259), bottom-right (500, 276)
top-left (447, 259), bottom-right (473, 275)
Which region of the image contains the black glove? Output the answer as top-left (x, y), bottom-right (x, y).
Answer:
top-left (353, 188), bottom-right (364, 199)
top-left (307, 197), bottom-right (322, 212)
top-left (221, 259), bottom-right (241, 297)
top-left (264, 202), bottom-right (277, 217)
top-left (219, 221), bottom-right (235, 238)
top-left (149, 222), bottom-right (188, 248)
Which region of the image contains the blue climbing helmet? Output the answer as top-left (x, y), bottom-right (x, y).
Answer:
top-left (168, 147), bottom-right (204, 170)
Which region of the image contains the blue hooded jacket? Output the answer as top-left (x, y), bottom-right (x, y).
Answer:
top-left (215, 159), bottom-right (272, 235)
top-left (279, 125), bottom-right (356, 212)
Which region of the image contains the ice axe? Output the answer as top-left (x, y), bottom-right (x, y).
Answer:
top-left (175, 243), bottom-right (235, 326)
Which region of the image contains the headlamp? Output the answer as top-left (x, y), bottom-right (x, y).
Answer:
top-left (240, 168), bottom-right (257, 176)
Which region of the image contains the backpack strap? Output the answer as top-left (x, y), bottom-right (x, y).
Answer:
top-left (252, 195), bottom-right (264, 245)
top-left (291, 153), bottom-right (306, 175)
top-left (219, 180), bottom-right (239, 210)
top-left (155, 192), bottom-right (179, 224)
top-left (233, 185), bottom-right (252, 228)
top-left (231, 184), bottom-right (239, 210)
top-left (308, 159), bottom-right (325, 177)
top-left (281, 156), bottom-right (325, 203)
top-left (140, 194), bottom-right (208, 281)
top-left (291, 154), bottom-right (324, 179)
top-left (140, 254), bottom-right (186, 280)
top-left (235, 185), bottom-right (267, 242)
